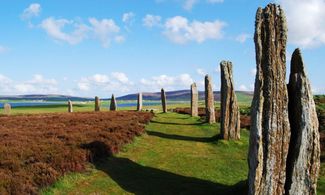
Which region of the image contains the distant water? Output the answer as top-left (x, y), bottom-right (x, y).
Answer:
top-left (0, 101), bottom-right (176, 108)
top-left (0, 102), bottom-right (65, 108)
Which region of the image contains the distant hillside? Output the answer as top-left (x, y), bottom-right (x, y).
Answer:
top-left (117, 90), bottom-right (253, 102)
top-left (0, 95), bottom-right (94, 102)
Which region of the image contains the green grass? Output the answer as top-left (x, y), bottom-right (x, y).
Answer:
top-left (42, 112), bottom-right (249, 194)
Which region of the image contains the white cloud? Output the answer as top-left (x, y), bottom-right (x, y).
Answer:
top-left (143, 14), bottom-right (162, 28)
top-left (77, 73), bottom-right (133, 93)
top-left (89, 18), bottom-right (123, 47)
top-left (196, 68), bottom-right (207, 76)
top-left (207, 0), bottom-right (224, 3)
top-left (21, 3), bottom-right (41, 20)
top-left (0, 74), bottom-right (59, 94)
top-left (164, 16), bottom-right (226, 44)
top-left (122, 12), bottom-right (135, 24)
top-left (183, 0), bottom-right (198, 11)
top-left (236, 33), bottom-right (251, 43)
top-left (111, 72), bottom-right (129, 84)
top-left (40, 17), bottom-right (89, 45)
top-left (239, 84), bottom-right (248, 91)
top-left (140, 74), bottom-right (193, 91)
top-left (279, 0), bottom-right (325, 48)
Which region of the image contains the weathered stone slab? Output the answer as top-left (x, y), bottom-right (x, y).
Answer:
top-left (161, 88), bottom-right (167, 113)
top-left (137, 93), bottom-right (143, 111)
top-left (110, 94), bottom-right (117, 111)
top-left (3, 103), bottom-right (11, 115)
top-left (191, 83), bottom-right (198, 117)
top-left (285, 48), bottom-right (320, 195)
top-left (95, 96), bottom-right (100, 112)
top-left (248, 4), bottom-right (290, 195)
top-left (205, 75), bottom-right (215, 124)
top-left (220, 61), bottom-right (240, 140)
top-left (68, 100), bottom-right (73, 113)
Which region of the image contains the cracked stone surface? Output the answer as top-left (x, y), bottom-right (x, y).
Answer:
top-left (220, 61), bottom-right (240, 140)
top-left (205, 75), bottom-right (216, 124)
top-left (285, 48), bottom-right (320, 195)
top-left (191, 83), bottom-right (198, 117)
top-left (95, 96), bottom-right (100, 112)
top-left (248, 4), bottom-right (290, 195)
top-left (137, 92), bottom-right (143, 111)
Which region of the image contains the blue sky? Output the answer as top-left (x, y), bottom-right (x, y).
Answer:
top-left (0, 0), bottom-right (324, 97)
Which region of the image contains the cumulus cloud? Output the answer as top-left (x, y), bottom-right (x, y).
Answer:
top-left (279, 0), bottom-right (325, 48)
top-left (164, 16), bottom-right (226, 44)
top-left (77, 73), bottom-right (133, 93)
top-left (21, 3), bottom-right (41, 20)
top-left (0, 74), bottom-right (58, 94)
top-left (140, 74), bottom-right (193, 91)
top-left (183, 0), bottom-right (198, 11)
top-left (122, 12), bottom-right (135, 24)
top-left (196, 68), bottom-right (207, 76)
top-left (89, 18), bottom-right (122, 47)
top-left (40, 17), bottom-right (89, 45)
top-left (39, 17), bottom-right (123, 47)
top-left (239, 84), bottom-right (248, 91)
top-left (236, 33), bottom-right (251, 43)
top-left (143, 14), bottom-right (162, 28)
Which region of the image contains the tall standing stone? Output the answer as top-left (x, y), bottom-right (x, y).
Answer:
top-left (220, 61), bottom-right (240, 140)
top-left (110, 94), bottom-right (117, 111)
top-left (68, 100), bottom-right (73, 113)
top-left (161, 88), bottom-right (167, 113)
top-left (285, 49), bottom-right (320, 195)
top-left (3, 103), bottom-right (11, 115)
top-left (191, 83), bottom-right (198, 117)
top-left (205, 75), bottom-right (215, 124)
top-left (248, 4), bottom-right (290, 195)
top-left (95, 96), bottom-right (100, 112)
top-left (137, 93), bottom-right (143, 111)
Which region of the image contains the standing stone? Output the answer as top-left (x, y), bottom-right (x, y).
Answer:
top-left (110, 94), bottom-right (117, 111)
top-left (3, 103), bottom-right (11, 115)
top-left (137, 92), bottom-right (143, 111)
top-left (68, 100), bottom-right (73, 113)
top-left (220, 61), bottom-right (240, 140)
top-left (205, 75), bottom-right (215, 124)
top-left (95, 96), bottom-right (100, 112)
top-left (248, 4), bottom-right (290, 195)
top-left (161, 88), bottom-right (167, 113)
top-left (191, 83), bottom-right (198, 117)
top-left (285, 49), bottom-right (320, 195)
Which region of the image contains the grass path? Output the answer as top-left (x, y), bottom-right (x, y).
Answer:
top-left (43, 112), bottom-right (249, 194)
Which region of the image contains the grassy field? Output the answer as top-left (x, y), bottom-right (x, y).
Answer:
top-left (43, 112), bottom-right (249, 194)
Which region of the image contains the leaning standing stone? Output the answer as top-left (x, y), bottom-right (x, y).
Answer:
top-left (191, 83), bottom-right (198, 117)
top-left (248, 4), bottom-right (290, 195)
top-left (205, 75), bottom-right (215, 124)
top-left (110, 94), bottom-right (117, 111)
top-left (68, 100), bottom-right (73, 113)
top-left (161, 88), bottom-right (167, 113)
top-left (137, 92), bottom-right (143, 111)
top-left (285, 48), bottom-right (320, 195)
top-left (95, 96), bottom-right (100, 112)
top-left (220, 61), bottom-right (240, 140)
top-left (3, 103), bottom-right (11, 115)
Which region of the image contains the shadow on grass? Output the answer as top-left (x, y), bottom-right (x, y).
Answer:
top-left (146, 130), bottom-right (220, 143)
top-left (95, 157), bottom-right (247, 195)
top-left (150, 120), bottom-right (206, 126)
